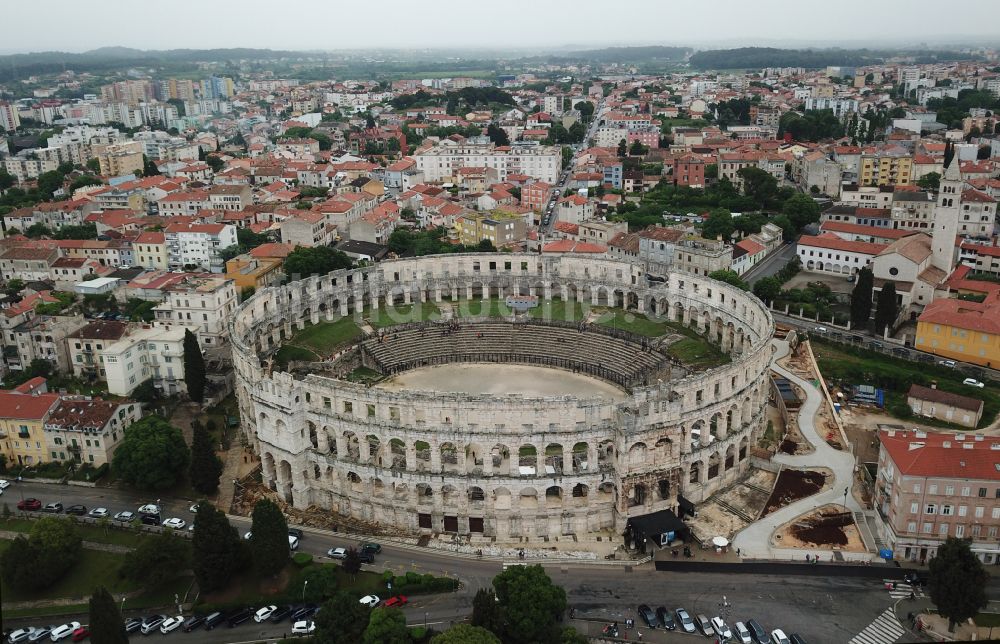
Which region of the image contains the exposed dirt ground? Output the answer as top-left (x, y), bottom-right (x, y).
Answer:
top-left (772, 504), bottom-right (867, 552)
top-left (686, 468), bottom-right (777, 543)
top-left (762, 468), bottom-right (831, 517)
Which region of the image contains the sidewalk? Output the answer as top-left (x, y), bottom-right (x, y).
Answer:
top-left (732, 339), bottom-right (872, 562)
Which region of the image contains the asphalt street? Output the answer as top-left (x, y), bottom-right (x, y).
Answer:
top-left (743, 241), bottom-right (797, 286)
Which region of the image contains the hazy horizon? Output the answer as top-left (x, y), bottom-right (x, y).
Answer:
top-left (2, 0), bottom-right (999, 55)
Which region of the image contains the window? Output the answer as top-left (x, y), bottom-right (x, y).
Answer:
top-left (925, 504), bottom-right (936, 514)
top-left (962, 486), bottom-right (971, 497)
top-left (323, 397), bottom-right (331, 409)
top-left (980, 487), bottom-right (988, 497)
top-left (928, 484), bottom-right (938, 495)
top-left (343, 401), bottom-right (353, 414)
top-left (959, 505), bottom-right (968, 517)
top-left (913, 483), bottom-right (922, 493)
top-left (939, 523), bottom-right (949, 535)
top-left (906, 521), bottom-right (916, 533)
top-left (942, 505), bottom-right (953, 516)
top-left (975, 506), bottom-right (985, 518)
top-left (922, 522), bottom-right (933, 534)
top-left (990, 527), bottom-right (999, 539)
top-left (945, 485), bottom-right (954, 496)
top-left (910, 502), bottom-right (919, 514)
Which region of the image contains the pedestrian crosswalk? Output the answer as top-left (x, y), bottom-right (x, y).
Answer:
top-left (882, 579), bottom-right (925, 599)
top-left (849, 608), bottom-right (906, 644)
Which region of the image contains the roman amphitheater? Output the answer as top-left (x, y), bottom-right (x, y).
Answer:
top-left (230, 253), bottom-right (774, 543)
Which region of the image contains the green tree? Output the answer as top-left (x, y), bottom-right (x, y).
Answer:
top-left (560, 627), bottom-right (589, 644)
top-left (283, 246), bottom-right (353, 280)
top-left (295, 565), bottom-right (339, 603)
top-left (704, 163), bottom-right (718, 180)
top-left (617, 139), bottom-right (627, 158)
top-left (493, 564), bottom-right (567, 644)
top-left (122, 531), bottom-right (191, 587)
top-left (192, 503), bottom-right (244, 593)
top-left (471, 587), bottom-right (502, 634)
top-left (69, 175), bottom-right (104, 192)
top-left (183, 329), bottom-right (206, 403)
top-left (577, 101), bottom-right (595, 121)
top-left (431, 624), bottom-right (501, 644)
top-left (0, 168), bottom-right (17, 191)
top-left (314, 591), bottom-right (371, 644)
top-left (1, 517), bottom-right (82, 591)
top-left (772, 214), bottom-right (797, 241)
top-left (363, 608), bottom-right (409, 644)
top-left (249, 498), bottom-right (289, 577)
top-left (629, 139), bottom-right (647, 156)
top-left (701, 208), bottom-right (734, 240)
top-left (917, 172), bottom-right (941, 191)
top-left (189, 420), bottom-right (222, 495)
top-left (25, 222), bottom-right (53, 238)
top-left (850, 267), bottom-right (874, 331)
top-left (568, 121), bottom-right (585, 143)
top-left (142, 155), bottom-right (160, 176)
top-left (36, 170), bottom-right (65, 199)
top-left (88, 586), bottom-right (128, 644)
top-left (486, 123), bottom-right (509, 146)
top-left (781, 193), bottom-right (822, 233)
top-left (874, 282), bottom-right (898, 334)
top-left (341, 546), bottom-right (362, 578)
top-left (928, 537), bottom-right (989, 632)
top-left (709, 269), bottom-right (749, 291)
top-left (752, 276), bottom-right (782, 303)
top-left (112, 416), bottom-right (190, 490)
top-left (205, 155), bottom-right (224, 173)
top-left (737, 166), bottom-right (778, 208)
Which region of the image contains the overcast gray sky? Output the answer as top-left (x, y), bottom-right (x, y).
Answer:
top-left (4, 0), bottom-right (1000, 53)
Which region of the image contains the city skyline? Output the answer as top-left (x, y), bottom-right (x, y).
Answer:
top-left (3, 0), bottom-right (1000, 54)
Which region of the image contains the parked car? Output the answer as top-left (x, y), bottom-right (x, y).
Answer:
top-left (226, 607), bottom-right (253, 627)
top-left (254, 606), bottom-right (278, 623)
top-left (123, 618), bottom-right (143, 634)
top-left (734, 621), bottom-right (753, 644)
top-left (290, 605), bottom-right (318, 622)
top-left (963, 378), bottom-right (985, 388)
top-left (159, 617), bottom-right (183, 634)
top-left (358, 550), bottom-right (375, 564)
top-left (695, 614), bottom-right (715, 637)
top-left (269, 606), bottom-right (293, 623)
top-left (181, 615), bottom-right (206, 632)
top-left (327, 547), bottom-right (347, 559)
top-left (789, 635), bottom-right (808, 644)
top-left (675, 608), bottom-right (696, 634)
top-left (0, 479), bottom-right (10, 489)
top-left (904, 571), bottom-right (928, 587)
top-left (711, 617), bottom-right (733, 640)
top-left (940, 360), bottom-right (957, 368)
top-left (27, 627), bottom-right (52, 642)
top-left (188, 503), bottom-right (201, 513)
top-left (42, 502), bottom-right (64, 513)
top-left (87, 507), bottom-right (109, 518)
top-left (69, 628), bottom-right (88, 643)
top-left (771, 629), bottom-right (791, 644)
top-left (161, 517), bottom-right (186, 530)
top-left (291, 620), bottom-right (315, 635)
top-left (359, 542), bottom-right (381, 554)
top-left (656, 607), bottom-right (675, 630)
top-left (113, 511), bottom-right (135, 522)
top-left (359, 595), bottom-right (381, 608)
top-left (288, 535), bottom-right (299, 550)
top-left (17, 498), bottom-right (41, 511)
top-left (65, 505), bottom-right (86, 516)
top-left (383, 595), bottom-right (408, 608)
top-left (137, 504), bottom-right (160, 515)
top-left (140, 615), bottom-right (166, 635)
top-left (140, 514), bottom-right (160, 526)
top-left (288, 528), bottom-right (304, 539)
top-left (637, 604), bottom-right (659, 629)
top-left (202, 612), bottom-right (225, 631)
top-left (49, 622), bottom-right (81, 642)
top-left (747, 619), bottom-right (768, 644)
top-left (7, 628), bottom-right (37, 643)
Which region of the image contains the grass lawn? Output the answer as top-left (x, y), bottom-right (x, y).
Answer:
top-left (593, 309), bottom-right (668, 337)
top-left (368, 301), bottom-right (440, 328)
top-left (453, 297), bottom-right (512, 318)
top-left (0, 518), bottom-right (147, 548)
top-left (0, 539), bottom-right (141, 603)
top-left (346, 367), bottom-right (382, 384)
top-left (667, 337), bottom-right (730, 369)
top-left (976, 613), bottom-right (1000, 627)
top-left (274, 345), bottom-right (319, 370)
top-left (528, 298), bottom-right (584, 323)
top-left (289, 318), bottom-right (363, 354)
top-left (812, 338), bottom-right (999, 429)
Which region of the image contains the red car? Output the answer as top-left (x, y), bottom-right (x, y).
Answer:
top-left (17, 498), bottom-right (41, 511)
top-left (383, 595), bottom-right (408, 608)
top-left (71, 627), bottom-right (89, 642)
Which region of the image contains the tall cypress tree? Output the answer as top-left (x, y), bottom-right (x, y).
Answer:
top-left (250, 498), bottom-right (289, 577)
top-left (874, 283), bottom-right (898, 335)
top-left (88, 586), bottom-right (128, 644)
top-left (192, 503), bottom-right (244, 593)
top-left (183, 329), bottom-right (206, 403)
top-left (189, 420), bottom-right (223, 495)
top-left (850, 267), bottom-right (874, 331)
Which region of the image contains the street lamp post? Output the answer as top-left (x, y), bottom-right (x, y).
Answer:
top-left (424, 612), bottom-right (428, 628)
top-left (844, 487), bottom-right (849, 512)
top-left (303, 580), bottom-right (309, 602)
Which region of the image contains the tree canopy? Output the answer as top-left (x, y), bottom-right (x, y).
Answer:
top-left (709, 269), bottom-right (750, 291)
top-left (112, 416), bottom-right (190, 490)
top-left (1, 517), bottom-right (82, 591)
top-left (778, 109), bottom-right (845, 141)
top-left (192, 503), bottom-right (245, 593)
top-left (928, 537), bottom-right (989, 631)
top-left (362, 608), bottom-right (409, 644)
top-left (249, 498), bottom-right (289, 577)
top-left (283, 245), bottom-right (353, 280)
top-left (493, 564), bottom-right (567, 644)
top-left (431, 624), bottom-right (501, 644)
top-left (88, 586), bottom-right (128, 644)
top-left (189, 419), bottom-right (222, 495)
top-left (122, 531), bottom-right (191, 587)
top-left (874, 283), bottom-right (898, 334)
top-left (314, 591), bottom-right (372, 644)
top-left (850, 267), bottom-right (874, 331)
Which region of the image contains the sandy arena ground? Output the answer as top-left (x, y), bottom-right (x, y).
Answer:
top-left (375, 362), bottom-right (628, 400)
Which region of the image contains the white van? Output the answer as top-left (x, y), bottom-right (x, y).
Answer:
top-left (711, 617), bottom-right (733, 640)
top-left (771, 629), bottom-right (791, 644)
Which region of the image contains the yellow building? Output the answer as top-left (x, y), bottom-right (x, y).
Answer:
top-left (454, 210), bottom-right (527, 248)
top-left (96, 142), bottom-right (144, 177)
top-left (860, 153), bottom-right (913, 187)
top-left (134, 231), bottom-right (169, 270)
top-left (0, 388), bottom-right (60, 468)
top-left (915, 292), bottom-right (1000, 367)
top-left (225, 242), bottom-right (291, 293)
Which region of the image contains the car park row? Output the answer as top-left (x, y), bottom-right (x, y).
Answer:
top-left (635, 605), bottom-right (807, 644)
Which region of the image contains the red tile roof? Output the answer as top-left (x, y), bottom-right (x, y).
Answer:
top-left (797, 234), bottom-right (887, 255)
top-left (0, 391), bottom-right (60, 420)
top-left (919, 291), bottom-right (1000, 335)
top-left (879, 429), bottom-right (999, 480)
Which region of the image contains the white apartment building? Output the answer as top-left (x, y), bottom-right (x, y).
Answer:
top-left (413, 137), bottom-right (560, 184)
top-left (803, 97), bottom-right (860, 116)
top-left (44, 397), bottom-right (142, 466)
top-left (102, 325), bottom-right (194, 396)
top-left (153, 275), bottom-right (237, 347)
top-left (0, 102), bottom-right (20, 131)
top-left (163, 222), bottom-right (237, 272)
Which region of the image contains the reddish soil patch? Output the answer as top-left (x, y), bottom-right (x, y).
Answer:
top-left (791, 511), bottom-right (852, 546)
top-left (762, 469), bottom-right (826, 517)
top-left (779, 439), bottom-right (798, 455)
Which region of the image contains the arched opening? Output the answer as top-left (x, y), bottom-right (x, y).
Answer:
top-left (441, 485), bottom-right (459, 507)
top-left (343, 431), bottom-right (360, 461)
top-left (597, 482), bottom-right (615, 502)
top-left (708, 452), bottom-right (721, 479)
top-left (544, 443), bottom-right (563, 474)
top-left (518, 445), bottom-right (537, 476)
top-left (415, 440), bottom-right (431, 471)
top-left (416, 483), bottom-right (433, 505)
top-left (657, 478), bottom-right (671, 500)
top-left (494, 487), bottom-right (511, 511)
top-left (628, 442), bottom-right (648, 468)
top-left (725, 445), bottom-right (736, 470)
top-left (440, 442), bottom-right (459, 473)
top-left (689, 462), bottom-right (701, 484)
top-left (545, 486), bottom-right (563, 507)
top-left (572, 442), bottom-right (589, 473)
top-left (389, 438), bottom-right (406, 469)
top-left (308, 422), bottom-right (318, 449)
top-left (597, 440), bottom-right (615, 468)
top-left (366, 434), bottom-right (380, 462)
top-left (469, 486), bottom-right (486, 503)
top-left (346, 471), bottom-right (363, 493)
top-left (519, 487), bottom-right (538, 510)
top-left (491, 444), bottom-right (510, 473)
top-left (630, 483), bottom-right (647, 507)
top-left (572, 483), bottom-right (589, 498)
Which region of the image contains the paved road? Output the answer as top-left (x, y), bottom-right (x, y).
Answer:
top-left (744, 241), bottom-right (796, 285)
top-left (541, 100), bottom-right (605, 233)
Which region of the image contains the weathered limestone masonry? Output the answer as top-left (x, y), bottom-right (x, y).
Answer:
top-left (229, 253), bottom-right (774, 540)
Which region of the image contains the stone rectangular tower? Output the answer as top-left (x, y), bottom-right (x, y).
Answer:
top-left (932, 156), bottom-right (962, 273)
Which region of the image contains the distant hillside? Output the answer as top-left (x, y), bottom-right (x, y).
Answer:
top-left (689, 46), bottom-right (978, 71)
top-left (0, 47), bottom-right (307, 82)
top-left (565, 46), bottom-right (691, 63)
